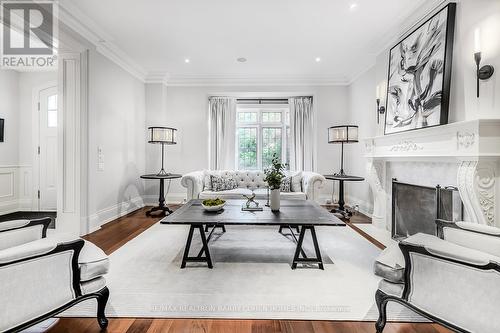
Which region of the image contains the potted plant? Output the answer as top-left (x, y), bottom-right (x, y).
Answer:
top-left (264, 154), bottom-right (286, 212)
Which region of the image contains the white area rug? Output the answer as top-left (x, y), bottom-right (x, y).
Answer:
top-left (62, 223), bottom-right (424, 321)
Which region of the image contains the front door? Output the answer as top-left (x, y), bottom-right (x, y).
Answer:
top-left (38, 86), bottom-right (58, 211)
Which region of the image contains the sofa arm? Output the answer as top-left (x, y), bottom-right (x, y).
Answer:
top-left (436, 219), bottom-right (500, 257)
top-left (181, 171), bottom-right (205, 200)
top-left (301, 172), bottom-right (325, 201)
top-left (397, 234), bottom-right (500, 333)
top-left (0, 238), bottom-right (84, 332)
top-left (0, 218), bottom-right (51, 251)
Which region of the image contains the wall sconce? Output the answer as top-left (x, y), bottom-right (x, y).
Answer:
top-left (376, 85), bottom-right (386, 124)
top-left (474, 28), bottom-right (494, 98)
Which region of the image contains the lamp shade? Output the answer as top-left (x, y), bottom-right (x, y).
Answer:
top-left (148, 127), bottom-right (177, 144)
top-left (328, 125), bottom-right (358, 143)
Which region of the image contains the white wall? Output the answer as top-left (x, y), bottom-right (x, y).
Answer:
top-left (87, 50), bottom-right (146, 232)
top-left (345, 0), bottom-right (500, 215)
top-left (144, 84), bottom-right (349, 203)
top-left (0, 70), bottom-right (19, 165)
top-left (345, 67), bottom-right (376, 214)
top-left (0, 70), bottom-right (57, 214)
top-left (0, 70), bottom-right (20, 214)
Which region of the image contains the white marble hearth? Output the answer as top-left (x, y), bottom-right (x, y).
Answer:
top-left (364, 119), bottom-right (500, 232)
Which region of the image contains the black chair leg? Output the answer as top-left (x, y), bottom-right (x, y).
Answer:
top-left (96, 287), bottom-right (110, 329)
top-left (375, 289), bottom-right (388, 333)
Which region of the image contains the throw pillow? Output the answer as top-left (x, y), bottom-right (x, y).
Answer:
top-left (280, 176), bottom-right (291, 192)
top-left (286, 171), bottom-right (302, 192)
top-left (211, 175), bottom-right (238, 192)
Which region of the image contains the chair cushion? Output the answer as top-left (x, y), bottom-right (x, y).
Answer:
top-left (378, 279), bottom-right (404, 298)
top-left (0, 219), bottom-right (30, 232)
top-left (80, 276), bottom-right (107, 295)
top-left (374, 243), bottom-right (405, 283)
top-left (79, 240), bottom-right (109, 282)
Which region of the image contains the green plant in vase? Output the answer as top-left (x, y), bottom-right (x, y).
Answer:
top-left (264, 154), bottom-right (286, 211)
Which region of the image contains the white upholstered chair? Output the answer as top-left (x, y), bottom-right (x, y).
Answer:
top-left (374, 219), bottom-right (500, 333)
top-left (0, 218), bottom-right (110, 332)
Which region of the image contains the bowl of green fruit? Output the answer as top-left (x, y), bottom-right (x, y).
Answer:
top-left (201, 198), bottom-right (226, 212)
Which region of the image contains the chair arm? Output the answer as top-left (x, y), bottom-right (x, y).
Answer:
top-left (436, 219), bottom-right (500, 257)
top-left (0, 218), bottom-right (51, 251)
top-left (0, 238), bottom-right (84, 332)
top-left (397, 235), bottom-right (500, 332)
top-left (181, 171), bottom-right (205, 200)
top-left (301, 172), bottom-right (325, 201)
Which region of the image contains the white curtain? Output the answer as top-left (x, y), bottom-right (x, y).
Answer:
top-left (289, 96), bottom-right (314, 171)
top-left (208, 97), bottom-right (236, 170)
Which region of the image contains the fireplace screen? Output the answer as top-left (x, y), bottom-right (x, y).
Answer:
top-left (392, 180), bottom-right (463, 240)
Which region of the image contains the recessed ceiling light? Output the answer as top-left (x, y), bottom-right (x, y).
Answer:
top-left (184, 58), bottom-right (190, 63)
top-left (237, 57), bottom-right (247, 63)
top-left (315, 57), bottom-right (321, 62)
top-left (349, 3), bottom-right (358, 11)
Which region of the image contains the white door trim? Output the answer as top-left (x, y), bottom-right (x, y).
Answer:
top-left (56, 50), bottom-right (89, 236)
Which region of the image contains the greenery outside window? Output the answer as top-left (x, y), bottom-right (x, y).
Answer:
top-left (236, 105), bottom-right (290, 170)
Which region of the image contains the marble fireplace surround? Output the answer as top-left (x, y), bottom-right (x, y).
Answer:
top-left (364, 119), bottom-right (500, 232)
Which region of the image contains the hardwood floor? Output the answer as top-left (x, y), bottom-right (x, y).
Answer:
top-left (47, 206), bottom-right (450, 333)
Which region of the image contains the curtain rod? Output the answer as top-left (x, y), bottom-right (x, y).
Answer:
top-left (237, 98), bottom-right (289, 104)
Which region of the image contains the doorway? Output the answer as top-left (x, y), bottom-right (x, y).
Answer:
top-left (36, 85), bottom-right (58, 211)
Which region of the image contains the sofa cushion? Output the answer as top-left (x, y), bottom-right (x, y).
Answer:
top-left (199, 188), bottom-right (253, 200)
top-left (252, 189), bottom-right (306, 200)
top-left (374, 243), bottom-right (405, 283)
top-left (79, 240), bottom-right (109, 282)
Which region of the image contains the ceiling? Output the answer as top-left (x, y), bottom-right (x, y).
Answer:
top-left (61, 0), bottom-right (437, 84)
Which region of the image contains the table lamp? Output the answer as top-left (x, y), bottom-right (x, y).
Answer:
top-left (148, 126), bottom-right (177, 176)
top-left (328, 125), bottom-right (358, 176)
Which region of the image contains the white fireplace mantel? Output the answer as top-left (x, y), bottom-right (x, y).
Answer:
top-left (363, 119), bottom-right (500, 231)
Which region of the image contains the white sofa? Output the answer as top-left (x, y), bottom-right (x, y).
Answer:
top-left (374, 219), bottom-right (500, 333)
top-left (181, 170), bottom-right (325, 201)
top-left (0, 218), bottom-right (110, 332)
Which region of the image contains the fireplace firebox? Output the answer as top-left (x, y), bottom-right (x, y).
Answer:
top-left (391, 179), bottom-right (463, 240)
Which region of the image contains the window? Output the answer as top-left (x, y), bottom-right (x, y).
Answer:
top-left (236, 105), bottom-right (290, 170)
top-left (47, 94), bottom-right (57, 127)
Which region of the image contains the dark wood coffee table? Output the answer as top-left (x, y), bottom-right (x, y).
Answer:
top-left (161, 199), bottom-right (345, 270)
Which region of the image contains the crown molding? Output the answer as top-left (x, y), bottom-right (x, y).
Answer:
top-left (58, 1), bottom-right (147, 82)
top-left (162, 75), bottom-right (349, 87)
top-left (144, 72), bottom-right (170, 85)
top-left (368, 0), bottom-right (450, 56)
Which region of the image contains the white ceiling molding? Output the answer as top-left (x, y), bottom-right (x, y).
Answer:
top-left (144, 72), bottom-right (170, 85)
top-left (163, 75), bottom-right (349, 87)
top-left (368, 0), bottom-right (449, 56)
top-left (55, 0), bottom-right (448, 87)
top-left (58, 1), bottom-right (147, 82)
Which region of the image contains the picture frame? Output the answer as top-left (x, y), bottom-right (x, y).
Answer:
top-left (384, 3), bottom-right (456, 135)
top-left (0, 118), bottom-right (4, 142)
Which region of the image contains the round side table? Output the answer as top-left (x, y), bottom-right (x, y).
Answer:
top-left (324, 174), bottom-right (364, 219)
top-left (140, 173), bottom-right (182, 216)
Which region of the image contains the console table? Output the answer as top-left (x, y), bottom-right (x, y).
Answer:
top-left (324, 174), bottom-right (364, 219)
top-left (140, 173), bottom-right (182, 216)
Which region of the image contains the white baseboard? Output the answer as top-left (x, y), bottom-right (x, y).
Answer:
top-left (142, 193), bottom-right (187, 206)
top-left (87, 196), bottom-right (145, 233)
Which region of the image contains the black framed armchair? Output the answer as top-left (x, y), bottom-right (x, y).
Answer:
top-left (0, 218), bottom-right (110, 332)
top-left (374, 219), bottom-right (500, 333)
